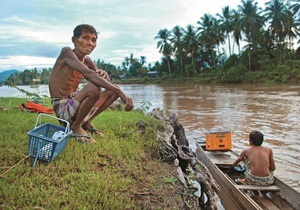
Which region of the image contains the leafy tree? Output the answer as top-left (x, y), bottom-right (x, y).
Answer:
top-left (283, 10), bottom-right (300, 52)
top-left (288, 0), bottom-right (300, 17)
top-left (183, 24), bottom-right (199, 74)
top-left (217, 6), bottom-right (234, 56)
top-left (264, 0), bottom-right (289, 62)
top-left (140, 56), bottom-right (147, 66)
top-left (170, 25), bottom-right (185, 75)
top-left (198, 14), bottom-right (224, 68)
top-left (155, 29), bottom-right (172, 75)
top-left (232, 9), bottom-right (243, 55)
top-left (238, 0), bottom-right (264, 71)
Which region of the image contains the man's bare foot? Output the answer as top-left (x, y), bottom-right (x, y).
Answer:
top-left (235, 178), bottom-right (249, 185)
top-left (70, 127), bottom-right (97, 143)
top-left (82, 123), bottom-right (105, 137)
top-left (72, 135), bottom-right (97, 143)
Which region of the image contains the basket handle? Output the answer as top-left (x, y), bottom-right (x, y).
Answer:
top-left (35, 113), bottom-right (71, 135)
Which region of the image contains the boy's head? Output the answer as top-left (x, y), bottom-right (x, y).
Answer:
top-left (249, 131), bottom-right (264, 146)
top-left (73, 24), bottom-right (98, 39)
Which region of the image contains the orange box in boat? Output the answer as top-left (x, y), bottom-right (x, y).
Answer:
top-left (205, 131), bottom-right (232, 151)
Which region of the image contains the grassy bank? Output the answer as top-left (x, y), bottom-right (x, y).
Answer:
top-left (0, 98), bottom-right (191, 209)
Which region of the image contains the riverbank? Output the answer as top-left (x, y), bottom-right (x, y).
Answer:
top-left (112, 76), bottom-right (216, 85)
top-left (112, 75), bottom-right (300, 85)
top-left (0, 98), bottom-right (200, 209)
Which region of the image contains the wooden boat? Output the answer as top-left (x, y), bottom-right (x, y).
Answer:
top-left (195, 142), bottom-right (300, 210)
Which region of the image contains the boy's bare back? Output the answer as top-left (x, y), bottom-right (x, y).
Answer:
top-left (242, 146), bottom-right (275, 177)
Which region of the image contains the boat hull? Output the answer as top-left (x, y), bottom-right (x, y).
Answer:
top-left (195, 143), bottom-right (300, 210)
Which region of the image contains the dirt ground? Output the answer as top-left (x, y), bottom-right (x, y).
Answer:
top-left (131, 159), bottom-right (200, 210)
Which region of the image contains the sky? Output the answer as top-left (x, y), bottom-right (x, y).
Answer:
top-left (0, 0), bottom-right (271, 73)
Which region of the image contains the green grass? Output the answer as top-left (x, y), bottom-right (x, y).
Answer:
top-left (0, 97), bottom-right (187, 209)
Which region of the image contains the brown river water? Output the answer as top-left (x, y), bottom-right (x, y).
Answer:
top-left (1, 83), bottom-right (299, 193)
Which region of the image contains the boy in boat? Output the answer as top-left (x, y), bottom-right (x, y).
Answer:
top-left (233, 131), bottom-right (276, 186)
top-left (49, 24), bottom-right (134, 143)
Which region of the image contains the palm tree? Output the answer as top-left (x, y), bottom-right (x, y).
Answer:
top-left (232, 9), bottom-right (243, 55)
top-left (213, 19), bottom-right (226, 59)
top-left (217, 6), bottom-right (234, 56)
top-left (289, 0), bottom-right (300, 17)
top-left (197, 14), bottom-right (220, 67)
top-left (129, 54), bottom-right (134, 65)
top-left (283, 10), bottom-right (300, 51)
top-left (155, 28), bottom-right (172, 74)
top-left (140, 56), bottom-right (147, 66)
top-left (238, 0), bottom-right (264, 70)
top-left (170, 25), bottom-right (185, 74)
top-left (121, 60), bottom-right (127, 70)
top-left (182, 24), bottom-right (198, 74)
top-left (264, 0), bottom-right (289, 62)
top-left (123, 57), bottom-right (130, 69)
top-left (287, 0), bottom-right (300, 46)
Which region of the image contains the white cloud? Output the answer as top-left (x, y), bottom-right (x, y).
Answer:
top-left (0, 0), bottom-right (282, 72)
top-left (0, 56), bottom-right (56, 71)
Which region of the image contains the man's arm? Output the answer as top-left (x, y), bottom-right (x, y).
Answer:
top-left (269, 149), bottom-right (276, 171)
top-left (60, 47), bottom-right (133, 111)
top-left (233, 150), bottom-right (247, 166)
top-left (60, 47), bottom-right (119, 93)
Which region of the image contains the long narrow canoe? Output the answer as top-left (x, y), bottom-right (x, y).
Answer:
top-left (195, 143), bottom-right (300, 210)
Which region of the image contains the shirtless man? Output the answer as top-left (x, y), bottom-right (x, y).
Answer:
top-left (233, 131), bottom-right (276, 186)
top-left (49, 24), bottom-right (134, 143)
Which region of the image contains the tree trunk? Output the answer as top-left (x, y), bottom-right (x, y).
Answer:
top-left (248, 49), bottom-right (252, 71)
top-left (167, 57), bottom-right (172, 75)
top-left (227, 33), bottom-right (231, 56)
top-left (191, 53), bottom-right (197, 74)
top-left (180, 54), bottom-right (184, 75)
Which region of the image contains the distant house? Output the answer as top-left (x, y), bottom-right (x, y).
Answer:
top-left (31, 78), bottom-right (40, 88)
top-left (32, 78), bottom-right (40, 83)
top-left (147, 71), bottom-right (159, 78)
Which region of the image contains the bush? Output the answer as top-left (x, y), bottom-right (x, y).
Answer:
top-left (218, 65), bottom-right (246, 83)
top-left (244, 71), bottom-right (266, 84)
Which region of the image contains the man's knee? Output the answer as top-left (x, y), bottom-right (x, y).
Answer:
top-left (108, 89), bottom-right (118, 100)
top-left (90, 86), bottom-right (102, 97)
top-left (81, 83), bottom-right (102, 100)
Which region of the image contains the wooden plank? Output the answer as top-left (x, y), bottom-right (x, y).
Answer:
top-left (236, 185), bottom-right (280, 191)
top-left (204, 150), bottom-right (236, 165)
top-left (252, 195), bottom-right (281, 210)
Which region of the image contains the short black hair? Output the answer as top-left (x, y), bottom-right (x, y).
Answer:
top-left (73, 24), bottom-right (98, 39)
top-left (249, 131), bottom-right (264, 146)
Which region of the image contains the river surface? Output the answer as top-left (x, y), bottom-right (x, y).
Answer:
top-left (1, 84), bottom-right (299, 192)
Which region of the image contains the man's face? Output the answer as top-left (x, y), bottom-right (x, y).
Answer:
top-left (73, 31), bottom-right (97, 55)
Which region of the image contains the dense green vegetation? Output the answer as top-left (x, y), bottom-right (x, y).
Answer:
top-left (4, 0), bottom-right (300, 85)
top-left (0, 98), bottom-right (194, 209)
top-left (153, 0), bottom-right (300, 83)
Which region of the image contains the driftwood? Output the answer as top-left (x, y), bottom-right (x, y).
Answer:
top-left (149, 108), bottom-right (220, 210)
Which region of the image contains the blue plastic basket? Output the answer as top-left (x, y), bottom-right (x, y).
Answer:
top-left (27, 113), bottom-right (72, 167)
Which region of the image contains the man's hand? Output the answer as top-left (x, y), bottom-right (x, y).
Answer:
top-left (96, 69), bottom-right (110, 81)
top-left (124, 96), bottom-right (134, 111)
top-left (119, 93), bottom-right (134, 111)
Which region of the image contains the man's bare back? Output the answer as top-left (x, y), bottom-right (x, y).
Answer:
top-left (233, 131), bottom-right (276, 185)
top-left (239, 146), bottom-right (275, 177)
